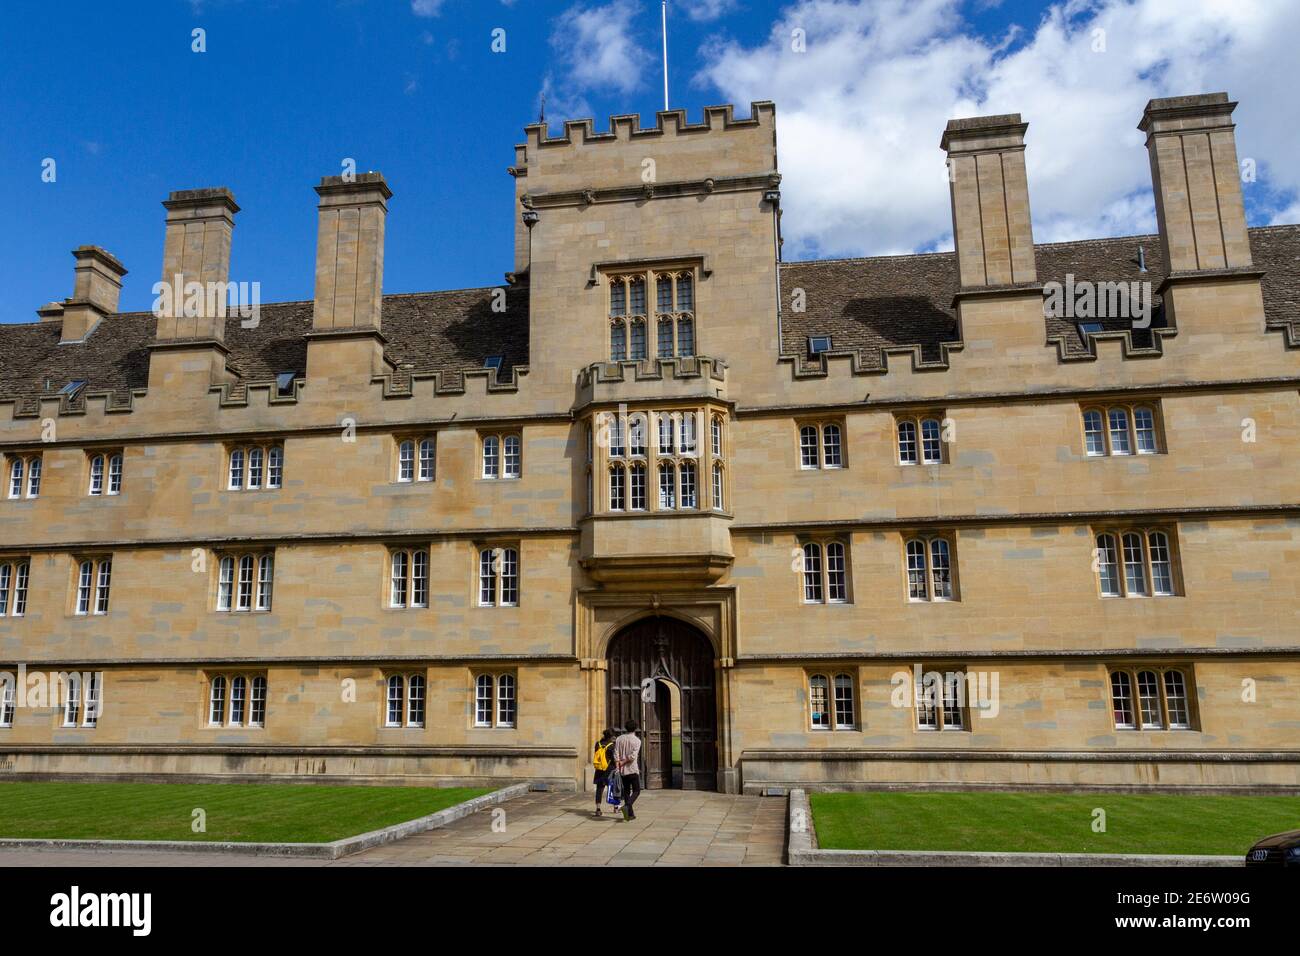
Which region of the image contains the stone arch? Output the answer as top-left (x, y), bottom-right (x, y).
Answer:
top-left (606, 614), bottom-right (717, 791)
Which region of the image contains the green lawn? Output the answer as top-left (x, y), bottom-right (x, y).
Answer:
top-left (810, 791), bottom-right (1300, 856)
top-left (0, 783), bottom-right (490, 844)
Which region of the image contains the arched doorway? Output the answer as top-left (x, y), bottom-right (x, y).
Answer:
top-left (606, 615), bottom-right (717, 791)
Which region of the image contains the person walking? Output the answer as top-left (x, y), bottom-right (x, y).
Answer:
top-left (613, 719), bottom-right (642, 821)
top-left (592, 728), bottom-right (617, 817)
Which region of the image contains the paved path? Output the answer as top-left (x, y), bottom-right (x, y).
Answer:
top-left (343, 789), bottom-right (787, 866)
top-left (0, 789), bottom-right (787, 867)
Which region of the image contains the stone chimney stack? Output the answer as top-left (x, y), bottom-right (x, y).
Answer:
top-left (1139, 92), bottom-right (1252, 273)
top-left (312, 173), bottom-right (391, 331)
top-left (305, 172), bottom-right (393, 386)
top-left (941, 113), bottom-right (1037, 287)
top-left (157, 187), bottom-right (239, 341)
top-left (59, 246), bottom-right (127, 343)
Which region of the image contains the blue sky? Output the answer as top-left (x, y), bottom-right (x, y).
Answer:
top-left (3, 0), bottom-right (1297, 321)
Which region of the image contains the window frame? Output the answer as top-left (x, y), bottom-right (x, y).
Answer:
top-left (1107, 665), bottom-right (1197, 731)
top-left (808, 673), bottom-right (830, 730)
top-left (229, 675), bottom-right (247, 727)
top-left (896, 413), bottom-right (946, 466)
top-left (205, 672), bottom-right (268, 728)
top-left (480, 431), bottom-right (522, 480)
top-left (608, 267), bottom-right (698, 363)
top-left (476, 545), bottom-right (520, 608)
top-left (209, 674), bottom-right (227, 726)
top-left (654, 410), bottom-right (702, 512)
top-left (626, 461), bottom-right (646, 511)
top-left (800, 538), bottom-right (852, 605)
top-left (796, 420), bottom-right (847, 471)
top-left (249, 675), bottom-right (267, 727)
top-left (0, 678), bottom-right (15, 727)
top-left (472, 672), bottom-right (517, 729)
top-left (88, 454), bottom-right (105, 496)
top-left (61, 673), bottom-right (83, 728)
top-left (396, 439), bottom-right (415, 483)
top-left (6, 454), bottom-right (42, 500)
top-left (903, 534), bottom-right (959, 603)
top-left (385, 674), bottom-right (404, 728)
top-left (7, 456), bottom-right (22, 500)
top-left (913, 666), bottom-right (970, 732)
top-left (227, 443), bottom-right (284, 491)
top-left (1093, 527), bottom-right (1181, 598)
top-left (595, 407), bottom-right (716, 513)
top-left (108, 453), bottom-right (123, 494)
top-left (608, 464), bottom-right (626, 512)
top-left (0, 559), bottom-right (31, 618)
top-left (383, 672), bottom-right (427, 728)
top-left (53, 672), bottom-right (100, 729)
top-left (807, 335), bottom-right (832, 358)
top-left (72, 556), bottom-right (112, 616)
top-left (388, 547), bottom-right (430, 609)
top-left (213, 551), bottom-right (275, 613)
top-left (807, 670), bottom-right (857, 731)
top-left (1081, 402), bottom-right (1163, 458)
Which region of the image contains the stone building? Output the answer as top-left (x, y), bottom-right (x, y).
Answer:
top-left (1, 91), bottom-right (1297, 794)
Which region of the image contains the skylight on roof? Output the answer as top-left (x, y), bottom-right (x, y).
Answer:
top-left (276, 371), bottom-right (296, 396)
top-left (484, 356), bottom-right (503, 370)
top-left (60, 379), bottom-right (87, 397)
top-left (807, 336), bottom-right (832, 357)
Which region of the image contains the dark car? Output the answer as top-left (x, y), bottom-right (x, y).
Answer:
top-left (1245, 829), bottom-right (1300, 867)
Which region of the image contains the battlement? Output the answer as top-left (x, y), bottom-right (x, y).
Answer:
top-left (518, 101), bottom-right (774, 152)
top-left (511, 102), bottom-right (777, 196)
top-left (575, 355), bottom-right (728, 409)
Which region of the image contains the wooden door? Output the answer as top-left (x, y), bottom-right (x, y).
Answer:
top-left (642, 680), bottom-right (672, 788)
top-left (607, 615), bottom-right (717, 791)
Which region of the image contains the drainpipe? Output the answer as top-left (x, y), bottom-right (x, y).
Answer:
top-left (765, 188), bottom-right (783, 353)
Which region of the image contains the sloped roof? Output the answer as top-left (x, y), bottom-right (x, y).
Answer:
top-left (0, 284), bottom-right (529, 413)
top-left (779, 224), bottom-right (1300, 369)
top-left (2, 225), bottom-right (1297, 412)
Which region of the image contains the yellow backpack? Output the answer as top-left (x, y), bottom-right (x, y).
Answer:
top-left (593, 740), bottom-right (611, 771)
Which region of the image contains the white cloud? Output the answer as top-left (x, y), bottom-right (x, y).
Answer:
top-left (695, 0), bottom-right (1300, 260)
top-left (1271, 202), bottom-right (1300, 227)
top-left (411, 0), bottom-right (446, 17)
top-left (542, 1), bottom-right (654, 124)
top-left (552, 0), bottom-right (654, 96)
top-left (680, 0), bottom-right (741, 22)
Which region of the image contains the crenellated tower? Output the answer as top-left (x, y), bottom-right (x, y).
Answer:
top-left (508, 103), bottom-right (780, 409)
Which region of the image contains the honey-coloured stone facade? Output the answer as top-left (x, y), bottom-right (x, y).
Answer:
top-left (0, 92), bottom-right (1297, 794)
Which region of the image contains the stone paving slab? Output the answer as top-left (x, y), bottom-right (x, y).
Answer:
top-left (366, 789), bottom-right (788, 866)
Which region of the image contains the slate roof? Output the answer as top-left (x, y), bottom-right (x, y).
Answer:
top-left (2, 225), bottom-right (1297, 412)
top-left (779, 224), bottom-right (1300, 370)
top-left (0, 284), bottom-right (529, 414)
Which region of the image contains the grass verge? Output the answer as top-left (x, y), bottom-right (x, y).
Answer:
top-left (0, 782), bottom-right (491, 844)
top-left (809, 791), bottom-right (1300, 855)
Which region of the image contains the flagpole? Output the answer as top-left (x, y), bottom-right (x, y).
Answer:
top-left (661, 0), bottom-right (669, 111)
